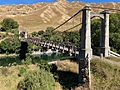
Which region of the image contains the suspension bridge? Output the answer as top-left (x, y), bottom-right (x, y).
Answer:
top-left (19, 6), bottom-right (120, 86)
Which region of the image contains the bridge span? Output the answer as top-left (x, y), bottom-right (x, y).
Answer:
top-left (19, 6), bottom-right (120, 87)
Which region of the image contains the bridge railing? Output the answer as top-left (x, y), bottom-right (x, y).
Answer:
top-left (25, 37), bottom-right (80, 54)
top-left (109, 50), bottom-right (120, 57)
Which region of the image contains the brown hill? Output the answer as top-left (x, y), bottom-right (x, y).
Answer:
top-left (0, 1), bottom-right (120, 32)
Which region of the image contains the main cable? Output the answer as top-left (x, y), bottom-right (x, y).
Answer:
top-left (53, 9), bottom-right (83, 31)
top-left (63, 23), bottom-right (82, 32)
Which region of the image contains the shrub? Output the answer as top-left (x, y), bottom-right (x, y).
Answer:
top-left (18, 67), bottom-right (28, 76)
top-left (18, 69), bottom-right (55, 90)
top-left (22, 56), bottom-right (32, 65)
top-left (1, 18), bottom-right (19, 31)
top-left (38, 61), bottom-right (51, 71)
top-left (0, 36), bottom-right (20, 54)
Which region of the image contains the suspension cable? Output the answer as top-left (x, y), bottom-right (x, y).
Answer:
top-left (53, 6), bottom-right (120, 32)
top-left (63, 23), bottom-right (82, 32)
top-left (53, 9), bottom-right (83, 31)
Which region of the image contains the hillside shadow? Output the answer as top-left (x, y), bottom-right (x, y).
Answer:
top-left (54, 70), bottom-right (79, 90)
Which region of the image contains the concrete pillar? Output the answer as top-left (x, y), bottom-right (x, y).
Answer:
top-left (80, 6), bottom-right (92, 60)
top-left (19, 31), bottom-right (21, 39)
top-left (100, 10), bottom-right (110, 57)
top-left (25, 32), bottom-right (28, 39)
top-left (62, 45), bottom-right (65, 53)
top-left (79, 6), bottom-right (92, 83)
top-left (74, 46), bottom-right (77, 57)
top-left (67, 45), bottom-right (72, 56)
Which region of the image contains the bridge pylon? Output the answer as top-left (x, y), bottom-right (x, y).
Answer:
top-left (79, 6), bottom-right (92, 84)
top-left (78, 6), bottom-right (110, 86)
top-left (100, 10), bottom-right (110, 57)
top-left (19, 28), bottom-right (28, 40)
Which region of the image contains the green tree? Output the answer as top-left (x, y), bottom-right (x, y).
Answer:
top-left (42, 27), bottom-right (55, 40)
top-left (63, 31), bottom-right (80, 47)
top-left (109, 13), bottom-right (120, 33)
top-left (91, 19), bottom-right (101, 48)
top-left (38, 31), bottom-right (44, 35)
top-left (18, 69), bottom-right (55, 90)
top-left (31, 32), bottom-right (38, 37)
top-left (0, 36), bottom-right (20, 54)
top-left (1, 18), bottom-right (19, 32)
top-left (91, 13), bottom-right (120, 54)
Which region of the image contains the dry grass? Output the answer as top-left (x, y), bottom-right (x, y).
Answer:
top-left (91, 59), bottom-right (120, 90)
top-left (0, 66), bottom-right (22, 90)
top-left (0, 64), bottom-right (60, 90)
top-left (55, 82), bottom-right (63, 90)
top-left (0, 2), bottom-right (119, 33)
top-left (0, 58), bottom-right (119, 90)
top-left (57, 60), bottom-right (78, 73)
top-left (106, 56), bottom-right (120, 62)
top-left (0, 54), bottom-right (17, 57)
top-left (0, 32), bottom-right (14, 35)
top-left (56, 59), bottom-right (120, 90)
top-left (0, 64), bottom-right (39, 90)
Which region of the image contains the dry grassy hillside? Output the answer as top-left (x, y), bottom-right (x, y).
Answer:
top-left (0, 1), bottom-right (120, 32)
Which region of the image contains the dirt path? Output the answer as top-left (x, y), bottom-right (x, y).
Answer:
top-left (102, 58), bottom-right (120, 65)
top-left (93, 55), bottom-right (120, 66)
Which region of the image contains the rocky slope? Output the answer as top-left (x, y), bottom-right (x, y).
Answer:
top-left (0, 0), bottom-right (120, 32)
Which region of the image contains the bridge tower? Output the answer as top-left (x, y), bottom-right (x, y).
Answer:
top-left (79, 6), bottom-right (92, 83)
top-left (100, 10), bottom-right (110, 57)
top-left (79, 6), bottom-right (110, 83)
top-left (19, 29), bottom-right (28, 60)
top-left (19, 29), bottom-right (28, 39)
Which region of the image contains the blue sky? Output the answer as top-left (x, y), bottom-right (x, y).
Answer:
top-left (0, 0), bottom-right (120, 5)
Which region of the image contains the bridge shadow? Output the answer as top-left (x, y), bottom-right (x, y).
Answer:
top-left (54, 70), bottom-right (79, 90)
top-left (0, 56), bottom-right (75, 67)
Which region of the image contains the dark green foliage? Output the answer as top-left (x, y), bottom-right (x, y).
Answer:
top-left (42, 27), bottom-right (55, 40)
top-left (91, 13), bottom-right (120, 54)
top-left (38, 31), bottom-right (44, 35)
top-left (31, 32), bottom-right (38, 37)
top-left (91, 19), bottom-right (101, 48)
top-left (30, 44), bottom-right (41, 51)
top-left (109, 13), bottom-right (120, 53)
top-left (109, 13), bottom-right (120, 33)
top-left (63, 31), bottom-right (80, 47)
top-left (0, 53), bottom-right (70, 67)
top-left (1, 18), bottom-right (19, 31)
top-left (91, 19), bottom-right (101, 55)
top-left (0, 36), bottom-right (20, 54)
top-left (38, 61), bottom-right (51, 71)
top-left (0, 57), bottom-right (21, 67)
top-left (18, 69), bottom-right (55, 90)
top-left (50, 32), bottom-right (63, 42)
top-left (23, 56), bottom-right (32, 65)
top-left (110, 33), bottom-right (120, 53)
